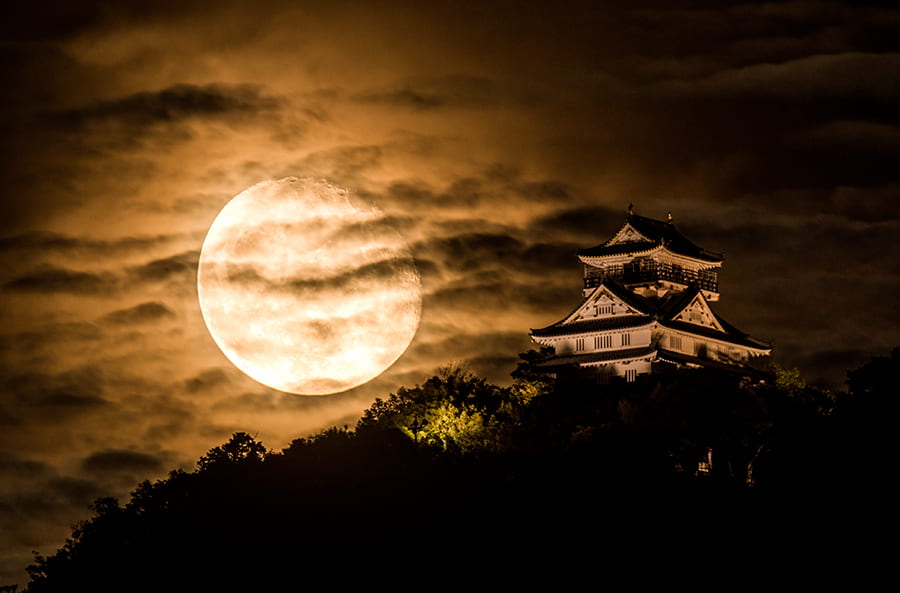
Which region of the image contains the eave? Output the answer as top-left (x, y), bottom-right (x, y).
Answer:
top-left (530, 315), bottom-right (655, 339)
top-left (579, 245), bottom-right (723, 268)
top-left (535, 347), bottom-right (657, 369)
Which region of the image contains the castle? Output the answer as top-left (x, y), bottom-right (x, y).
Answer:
top-left (529, 206), bottom-right (771, 384)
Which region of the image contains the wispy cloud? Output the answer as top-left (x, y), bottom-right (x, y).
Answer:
top-left (50, 83), bottom-right (281, 128)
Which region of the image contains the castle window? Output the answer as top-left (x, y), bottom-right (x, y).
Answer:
top-left (620, 333), bottom-right (631, 346)
top-left (595, 335), bottom-right (612, 348)
top-left (670, 335), bottom-right (682, 351)
top-left (598, 304), bottom-right (614, 315)
top-left (576, 338), bottom-right (585, 351)
top-left (625, 369), bottom-right (637, 382)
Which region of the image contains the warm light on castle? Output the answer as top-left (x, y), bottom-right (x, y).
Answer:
top-left (530, 206), bottom-right (771, 384)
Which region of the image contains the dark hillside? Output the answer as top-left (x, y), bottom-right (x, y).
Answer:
top-left (24, 353), bottom-right (896, 591)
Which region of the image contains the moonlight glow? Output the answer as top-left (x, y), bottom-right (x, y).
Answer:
top-left (197, 177), bottom-right (422, 395)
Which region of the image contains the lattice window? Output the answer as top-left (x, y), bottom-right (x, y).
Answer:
top-left (595, 335), bottom-right (612, 349)
top-left (690, 306), bottom-right (705, 324)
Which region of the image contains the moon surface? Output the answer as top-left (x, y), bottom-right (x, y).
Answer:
top-left (197, 177), bottom-right (422, 395)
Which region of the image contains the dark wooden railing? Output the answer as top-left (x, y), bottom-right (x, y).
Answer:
top-left (584, 263), bottom-right (719, 292)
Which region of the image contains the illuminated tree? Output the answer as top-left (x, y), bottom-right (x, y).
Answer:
top-left (356, 366), bottom-right (514, 452)
top-left (510, 346), bottom-right (555, 402)
top-left (772, 362), bottom-right (806, 395)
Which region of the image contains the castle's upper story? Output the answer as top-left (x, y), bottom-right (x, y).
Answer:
top-left (577, 206), bottom-right (723, 301)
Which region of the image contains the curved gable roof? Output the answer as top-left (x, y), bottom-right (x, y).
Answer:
top-left (577, 212), bottom-right (724, 263)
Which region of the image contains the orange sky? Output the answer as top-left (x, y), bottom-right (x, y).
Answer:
top-left (2, 0), bottom-right (899, 586)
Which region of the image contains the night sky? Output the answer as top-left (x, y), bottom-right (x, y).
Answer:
top-left (2, 0), bottom-right (899, 585)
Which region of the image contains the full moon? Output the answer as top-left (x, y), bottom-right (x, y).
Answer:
top-left (197, 177), bottom-right (422, 395)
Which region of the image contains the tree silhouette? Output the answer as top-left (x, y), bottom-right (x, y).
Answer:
top-left (196, 431), bottom-right (267, 470)
top-left (24, 352), bottom-right (897, 592)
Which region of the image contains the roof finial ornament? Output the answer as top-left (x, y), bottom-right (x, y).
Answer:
top-left (627, 203), bottom-right (634, 215)
top-left (667, 211), bottom-right (673, 223)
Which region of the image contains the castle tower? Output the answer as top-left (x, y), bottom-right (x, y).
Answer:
top-left (529, 207), bottom-right (771, 384)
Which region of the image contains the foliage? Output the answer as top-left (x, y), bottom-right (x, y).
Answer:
top-left (510, 346), bottom-right (556, 399)
top-left (356, 365), bottom-right (520, 453)
top-left (846, 347), bottom-right (900, 399)
top-left (196, 431), bottom-right (268, 470)
top-left (771, 361), bottom-right (806, 394)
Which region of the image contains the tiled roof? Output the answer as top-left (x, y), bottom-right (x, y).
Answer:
top-left (529, 280), bottom-right (770, 350)
top-left (528, 281), bottom-right (656, 335)
top-left (654, 284), bottom-right (702, 318)
top-left (600, 279), bottom-right (658, 313)
top-left (531, 315), bottom-right (654, 337)
top-left (659, 319), bottom-right (771, 350)
top-left (535, 347), bottom-right (656, 368)
top-left (625, 282), bottom-right (769, 350)
top-left (578, 241), bottom-right (659, 257)
top-left (656, 348), bottom-right (773, 378)
top-left (578, 213), bottom-right (723, 263)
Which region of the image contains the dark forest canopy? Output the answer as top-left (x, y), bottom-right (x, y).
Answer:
top-left (21, 350), bottom-right (897, 592)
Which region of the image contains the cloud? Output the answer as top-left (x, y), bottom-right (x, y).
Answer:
top-left (81, 450), bottom-right (164, 475)
top-left (528, 205), bottom-right (624, 242)
top-left (29, 477), bottom-right (104, 510)
top-left (512, 179), bottom-right (573, 203)
top-left (51, 83), bottom-right (281, 128)
top-left (0, 231), bottom-right (92, 253)
top-left (366, 172), bottom-right (575, 220)
top-left (2, 249), bottom-right (200, 296)
top-left (184, 368), bottom-right (231, 393)
top-left (288, 256), bottom-right (418, 291)
top-left (790, 347), bottom-right (879, 389)
top-left (288, 145), bottom-right (383, 184)
top-left (130, 250), bottom-right (199, 284)
top-left (0, 322), bottom-right (101, 358)
top-left (0, 231), bottom-right (191, 257)
top-left (414, 232), bottom-right (525, 273)
top-left (356, 75), bottom-right (496, 110)
top-left (426, 276), bottom-right (573, 314)
top-left (3, 366), bottom-right (109, 419)
top-left (690, 52), bottom-right (900, 99)
top-left (829, 184), bottom-right (900, 222)
top-left (2, 266), bottom-right (114, 295)
top-left (0, 452), bottom-right (49, 480)
top-left (410, 228), bottom-right (585, 285)
top-left (410, 330), bottom-right (530, 362)
top-left (100, 302), bottom-right (175, 325)
top-left (213, 252), bottom-right (418, 301)
top-left (401, 330), bottom-right (535, 384)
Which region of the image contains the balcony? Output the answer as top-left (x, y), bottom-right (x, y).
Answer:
top-left (584, 263), bottom-right (719, 293)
